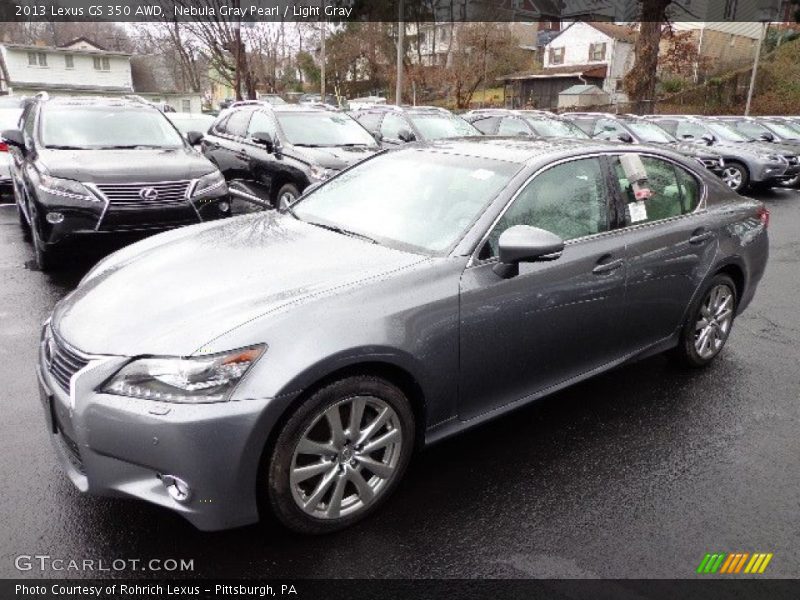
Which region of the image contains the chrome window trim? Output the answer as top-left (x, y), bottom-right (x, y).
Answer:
top-left (467, 150), bottom-right (708, 268)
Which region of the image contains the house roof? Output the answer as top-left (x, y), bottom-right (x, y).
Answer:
top-left (131, 55), bottom-right (198, 95)
top-left (560, 84), bottom-right (607, 95)
top-left (59, 37), bottom-right (107, 51)
top-left (499, 64), bottom-right (608, 81)
top-left (0, 42), bottom-right (131, 57)
top-left (588, 22), bottom-right (638, 43)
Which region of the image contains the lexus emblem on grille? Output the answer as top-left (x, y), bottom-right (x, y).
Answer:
top-left (139, 187), bottom-right (159, 201)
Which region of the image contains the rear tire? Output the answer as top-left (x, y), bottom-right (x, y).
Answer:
top-left (264, 375), bottom-right (415, 534)
top-left (274, 183), bottom-right (300, 210)
top-left (671, 274), bottom-right (737, 368)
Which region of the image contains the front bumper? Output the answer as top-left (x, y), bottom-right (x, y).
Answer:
top-left (752, 160), bottom-right (789, 183)
top-left (37, 334), bottom-right (277, 531)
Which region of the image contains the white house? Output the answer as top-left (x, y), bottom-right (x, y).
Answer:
top-left (542, 21), bottom-right (636, 104)
top-left (0, 37), bottom-right (133, 97)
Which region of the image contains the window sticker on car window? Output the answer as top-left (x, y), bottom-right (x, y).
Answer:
top-left (470, 169), bottom-right (494, 180)
top-left (628, 201), bottom-right (648, 223)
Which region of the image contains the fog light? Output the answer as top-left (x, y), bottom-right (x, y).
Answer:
top-left (160, 474), bottom-right (192, 503)
top-left (218, 201), bottom-right (230, 213)
top-left (46, 212), bottom-right (64, 224)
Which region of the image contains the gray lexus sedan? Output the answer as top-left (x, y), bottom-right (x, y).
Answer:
top-left (38, 138), bottom-right (769, 534)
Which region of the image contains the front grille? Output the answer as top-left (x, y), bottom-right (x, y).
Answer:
top-left (783, 155), bottom-right (799, 166)
top-left (54, 412), bottom-right (84, 472)
top-left (48, 334), bottom-right (90, 392)
top-left (95, 180), bottom-right (192, 207)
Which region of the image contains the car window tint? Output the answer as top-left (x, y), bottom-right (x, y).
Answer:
top-left (355, 112), bottom-right (383, 132)
top-left (613, 155), bottom-right (697, 223)
top-left (734, 121), bottom-right (767, 138)
top-left (246, 111), bottom-right (276, 139)
top-left (486, 157), bottom-right (609, 256)
top-left (470, 116), bottom-right (500, 134)
top-left (213, 113), bottom-right (231, 135)
top-left (675, 121), bottom-right (706, 140)
top-left (380, 113), bottom-right (408, 140)
top-left (497, 117), bottom-right (530, 136)
top-left (224, 109), bottom-right (253, 138)
top-left (594, 118), bottom-right (625, 137)
top-left (567, 118), bottom-right (596, 135)
top-left (23, 106), bottom-right (36, 140)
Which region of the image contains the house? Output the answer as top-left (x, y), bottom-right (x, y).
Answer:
top-left (130, 54), bottom-right (202, 113)
top-left (499, 22), bottom-right (636, 109)
top-left (668, 22), bottom-right (764, 77)
top-left (0, 37), bottom-right (132, 96)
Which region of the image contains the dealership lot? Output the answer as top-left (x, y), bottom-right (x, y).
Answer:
top-left (0, 184), bottom-right (798, 578)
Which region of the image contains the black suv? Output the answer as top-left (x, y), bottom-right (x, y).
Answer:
top-left (561, 112), bottom-right (727, 179)
top-left (4, 95), bottom-right (230, 270)
top-left (202, 103), bottom-right (380, 208)
top-left (350, 105), bottom-right (480, 145)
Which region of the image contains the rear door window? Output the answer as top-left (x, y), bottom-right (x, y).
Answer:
top-left (355, 112), bottom-right (383, 133)
top-left (613, 154), bottom-right (702, 225)
top-left (224, 109), bottom-right (254, 138)
top-left (246, 110), bottom-right (277, 140)
top-left (469, 116), bottom-right (500, 134)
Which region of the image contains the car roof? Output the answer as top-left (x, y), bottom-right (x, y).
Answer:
top-left (414, 136), bottom-right (666, 166)
top-left (37, 95), bottom-right (158, 110)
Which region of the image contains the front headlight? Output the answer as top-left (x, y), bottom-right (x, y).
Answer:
top-left (101, 346), bottom-right (265, 403)
top-left (192, 170), bottom-right (227, 197)
top-left (308, 164), bottom-right (337, 182)
top-left (38, 174), bottom-right (98, 202)
top-left (758, 153), bottom-right (783, 162)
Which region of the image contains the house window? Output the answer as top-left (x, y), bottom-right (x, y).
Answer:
top-left (549, 46), bottom-right (565, 65)
top-left (93, 56), bottom-right (110, 71)
top-left (28, 52), bottom-right (47, 67)
top-left (64, 55), bottom-right (74, 69)
top-left (181, 99), bottom-right (191, 112)
top-left (589, 42), bottom-right (607, 61)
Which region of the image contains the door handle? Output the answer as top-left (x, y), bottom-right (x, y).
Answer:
top-left (689, 230), bottom-right (714, 244)
top-left (592, 258), bottom-right (624, 275)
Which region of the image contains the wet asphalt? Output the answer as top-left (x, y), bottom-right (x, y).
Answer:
top-left (0, 188), bottom-right (798, 580)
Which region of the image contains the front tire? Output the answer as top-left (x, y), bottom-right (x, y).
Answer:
top-left (671, 274), bottom-right (737, 368)
top-left (264, 375), bottom-right (415, 534)
top-left (274, 183), bottom-right (300, 210)
top-left (30, 205), bottom-right (58, 271)
top-left (720, 162), bottom-right (749, 193)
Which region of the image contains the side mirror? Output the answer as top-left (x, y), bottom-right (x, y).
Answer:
top-left (759, 132), bottom-right (775, 142)
top-left (397, 128), bottom-right (416, 143)
top-left (185, 131), bottom-right (203, 146)
top-left (2, 129), bottom-right (25, 151)
top-left (701, 133), bottom-right (716, 145)
top-left (494, 225), bottom-right (564, 278)
top-left (251, 131), bottom-right (277, 154)
top-left (617, 132), bottom-right (634, 143)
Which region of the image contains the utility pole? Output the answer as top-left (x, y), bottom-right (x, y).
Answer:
top-left (233, 0), bottom-right (242, 100)
top-left (395, 0), bottom-right (404, 105)
top-left (744, 21), bottom-right (767, 116)
top-left (320, 20), bottom-right (326, 99)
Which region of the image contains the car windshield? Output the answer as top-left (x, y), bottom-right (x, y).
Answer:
top-left (291, 149), bottom-right (519, 254)
top-left (41, 106), bottom-right (185, 149)
top-left (276, 112), bottom-right (377, 147)
top-left (167, 114), bottom-right (216, 134)
top-left (703, 121), bottom-right (751, 143)
top-left (261, 96), bottom-right (286, 105)
top-left (0, 108), bottom-right (22, 129)
top-left (763, 120), bottom-right (800, 140)
top-left (626, 121), bottom-right (676, 143)
top-left (409, 113), bottom-right (479, 139)
top-left (524, 117), bottom-right (589, 138)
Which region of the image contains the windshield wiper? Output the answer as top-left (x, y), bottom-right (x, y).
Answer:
top-left (306, 221), bottom-right (378, 244)
top-left (292, 143), bottom-right (323, 147)
top-left (45, 145), bottom-right (87, 150)
top-left (97, 144), bottom-right (169, 149)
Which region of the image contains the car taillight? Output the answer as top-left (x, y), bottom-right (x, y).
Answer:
top-left (758, 204), bottom-right (769, 228)
top-left (0, 142), bottom-right (7, 152)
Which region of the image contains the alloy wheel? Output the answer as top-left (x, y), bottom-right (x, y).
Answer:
top-left (289, 395), bottom-right (403, 520)
top-left (694, 284), bottom-right (734, 359)
top-left (279, 191), bottom-right (297, 208)
top-left (722, 167), bottom-right (743, 190)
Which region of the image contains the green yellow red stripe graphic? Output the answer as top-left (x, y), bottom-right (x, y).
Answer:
top-left (696, 552), bottom-right (773, 574)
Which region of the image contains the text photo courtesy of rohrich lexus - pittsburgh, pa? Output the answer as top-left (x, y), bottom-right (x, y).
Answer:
top-left (1, 0), bottom-right (799, 599)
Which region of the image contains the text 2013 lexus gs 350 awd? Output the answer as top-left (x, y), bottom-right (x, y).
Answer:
top-left (38, 138), bottom-right (768, 534)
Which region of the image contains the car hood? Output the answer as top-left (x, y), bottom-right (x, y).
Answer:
top-left (40, 147), bottom-right (216, 183)
top-left (286, 144), bottom-right (381, 170)
top-left (693, 139), bottom-right (790, 159)
top-left (52, 211), bottom-right (425, 356)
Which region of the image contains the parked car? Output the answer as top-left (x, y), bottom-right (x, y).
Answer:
top-left (351, 105), bottom-right (480, 144)
top-left (712, 116), bottom-right (800, 187)
top-left (648, 115), bottom-right (798, 192)
top-left (561, 112), bottom-right (726, 177)
top-left (3, 95), bottom-right (230, 270)
top-left (463, 109), bottom-right (589, 139)
top-left (39, 138), bottom-right (768, 534)
top-left (0, 105), bottom-right (23, 196)
top-left (202, 103), bottom-right (381, 208)
top-left (257, 93), bottom-right (287, 106)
